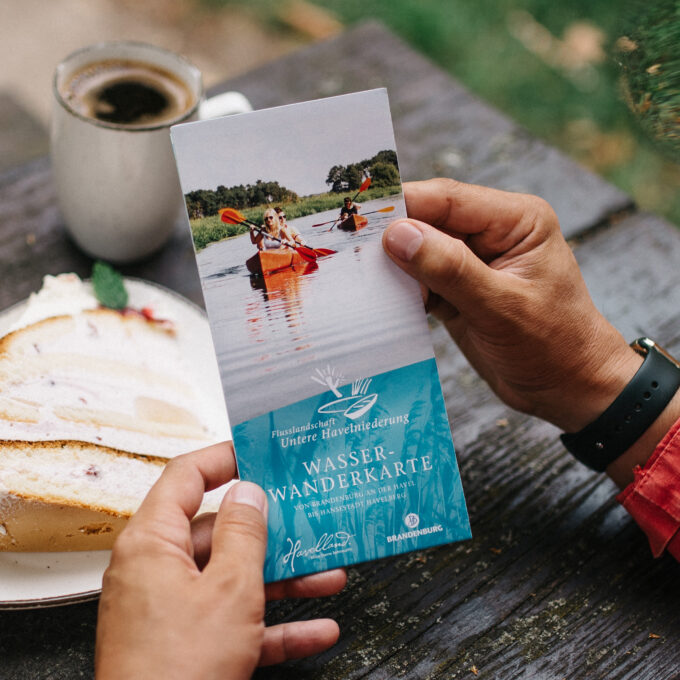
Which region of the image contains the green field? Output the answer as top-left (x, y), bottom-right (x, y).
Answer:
top-left (211, 0), bottom-right (679, 227)
top-left (190, 184), bottom-right (401, 251)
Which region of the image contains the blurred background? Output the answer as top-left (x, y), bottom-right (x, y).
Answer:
top-left (1, 0), bottom-right (677, 225)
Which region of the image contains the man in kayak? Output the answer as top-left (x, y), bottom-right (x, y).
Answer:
top-left (339, 196), bottom-right (361, 222)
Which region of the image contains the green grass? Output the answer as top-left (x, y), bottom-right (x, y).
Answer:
top-left (211, 0), bottom-right (679, 227)
top-left (191, 217), bottom-right (249, 251)
top-left (190, 184), bottom-right (401, 250)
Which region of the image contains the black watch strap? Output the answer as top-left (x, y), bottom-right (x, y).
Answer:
top-left (561, 338), bottom-right (680, 471)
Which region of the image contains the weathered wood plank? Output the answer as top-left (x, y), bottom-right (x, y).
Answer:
top-left (0, 601), bottom-right (97, 679)
top-left (0, 94), bottom-right (48, 173)
top-left (213, 22), bottom-right (632, 240)
top-left (574, 212), bottom-right (680, 346)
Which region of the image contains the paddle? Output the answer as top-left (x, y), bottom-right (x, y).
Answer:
top-left (329, 177), bottom-right (372, 232)
top-left (312, 205), bottom-right (395, 227)
top-left (219, 208), bottom-right (334, 260)
top-left (312, 247), bottom-right (336, 256)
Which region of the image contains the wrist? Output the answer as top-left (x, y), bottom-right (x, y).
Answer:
top-left (553, 331), bottom-right (643, 433)
top-left (560, 337), bottom-right (680, 477)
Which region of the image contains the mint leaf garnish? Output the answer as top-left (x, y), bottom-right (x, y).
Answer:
top-left (92, 261), bottom-right (129, 310)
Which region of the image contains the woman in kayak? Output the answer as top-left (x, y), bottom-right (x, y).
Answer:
top-left (250, 208), bottom-right (295, 250)
top-left (275, 207), bottom-right (306, 246)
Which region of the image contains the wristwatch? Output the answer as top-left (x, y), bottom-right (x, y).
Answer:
top-left (561, 338), bottom-right (680, 471)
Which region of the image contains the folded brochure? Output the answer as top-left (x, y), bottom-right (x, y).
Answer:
top-left (171, 88), bottom-right (470, 582)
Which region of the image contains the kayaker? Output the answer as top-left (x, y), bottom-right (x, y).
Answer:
top-left (275, 207), bottom-right (306, 246)
top-left (250, 208), bottom-right (295, 251)
top-left (339, 196), bottom-right (361, 222)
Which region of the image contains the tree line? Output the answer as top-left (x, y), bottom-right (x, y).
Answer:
top-left (184, 180), bottom-right (299, 220)
top-left (325, 149), bottom-right (399, 193)
top-left (183, 149), bottom-right (400, 220)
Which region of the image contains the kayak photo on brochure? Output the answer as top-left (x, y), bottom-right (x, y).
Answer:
top-left (170, 88), bottom-right (471, 582)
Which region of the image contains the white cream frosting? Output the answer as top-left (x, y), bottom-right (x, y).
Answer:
top-left (1, 274), bottom-right (230, 457)
top-left (9, 274), bottom-right (97, 332)
top-left (9, 273), bottom-right (178, 333)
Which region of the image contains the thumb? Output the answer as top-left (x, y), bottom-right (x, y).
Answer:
top-left (383, 219), bottom-right (500, 320)
top-left (207, 481), bottom-right (268, 574)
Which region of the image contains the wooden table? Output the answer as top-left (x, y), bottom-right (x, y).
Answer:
top-left (2, 22), bottom-right (679, 679)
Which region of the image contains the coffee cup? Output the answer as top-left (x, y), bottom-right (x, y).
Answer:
top-left (51, 42), bottom-right (251, 263)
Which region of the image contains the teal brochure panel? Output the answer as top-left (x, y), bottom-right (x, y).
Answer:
top-left (234, 358), bottom-right (471, 582)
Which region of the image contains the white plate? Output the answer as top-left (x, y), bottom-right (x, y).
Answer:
top-left (0, 277), bottom-right (229, 609)
top-left (0, 551), bottom-right (110, 609)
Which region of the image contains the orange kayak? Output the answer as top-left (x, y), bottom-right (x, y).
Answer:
top-left (338, 214), bottom-right (368, 231)
top-left (246, 248), bottom-right (309, 275)
top-left (250, 260), bottom-right (318, 293)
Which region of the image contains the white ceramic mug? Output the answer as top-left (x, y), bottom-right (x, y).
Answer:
top-left (51, 42), bottom-right (251, 263)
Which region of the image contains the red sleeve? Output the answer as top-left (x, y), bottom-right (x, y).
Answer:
top-left (617, 417), bottom-right (680, 560)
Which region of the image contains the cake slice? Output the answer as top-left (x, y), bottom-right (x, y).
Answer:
top-left (0, 440), bottom-right (225, 551)
top-left (0, 274), bottom-right (231, 552)
top-left (0, 275), bottom-right (229, 458)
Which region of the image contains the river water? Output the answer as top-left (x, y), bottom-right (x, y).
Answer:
top-left (196, 195), bottom-right (435, 425)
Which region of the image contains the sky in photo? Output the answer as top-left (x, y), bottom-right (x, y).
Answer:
top-left (171, 89), bottom-right (397, 197)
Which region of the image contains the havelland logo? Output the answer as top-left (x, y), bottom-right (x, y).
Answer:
top-left (312, 365), bottom-right (378, 420)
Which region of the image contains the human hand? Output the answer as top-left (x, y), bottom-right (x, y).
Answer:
top-left (382, 178), bottom-right (642, 435)
top-left (95, 442), bottom-right (345, 680)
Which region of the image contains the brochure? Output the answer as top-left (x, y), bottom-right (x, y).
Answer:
top-left (171, 89), bottom-right (471, 582)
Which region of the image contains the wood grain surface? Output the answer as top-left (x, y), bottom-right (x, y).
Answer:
top-left (1, 22), bottom-right (679, 680)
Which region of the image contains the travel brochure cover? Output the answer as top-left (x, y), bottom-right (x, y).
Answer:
top-left (171, 89), bottom-right (471, 582)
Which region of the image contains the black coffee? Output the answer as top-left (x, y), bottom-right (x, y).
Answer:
top-left (61, 59), bottom-right (195, 127)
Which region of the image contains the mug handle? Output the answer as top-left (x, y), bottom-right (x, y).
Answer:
top-left (199, 91), bottom-right (252, 119)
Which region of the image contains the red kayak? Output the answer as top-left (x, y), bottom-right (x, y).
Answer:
top-left (337, 214), bottom-right (368, 232)
top-left (246, 248), bottom-right (310, 276)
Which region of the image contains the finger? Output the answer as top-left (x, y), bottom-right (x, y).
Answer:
top-left (259, 619), bottom-right (340, 666)
top-left (130, 442), bottom-right (236, 529)
top-left (403, 178), bottom-right (537, 239)
top-left (190, 512), bottom-right (216, 570)
top-left (383, 218), bottom-right (507, 321)
top-left (204, 481), bottom-right (268, 577)
top-left (265, 569), bottom-right (347, 601)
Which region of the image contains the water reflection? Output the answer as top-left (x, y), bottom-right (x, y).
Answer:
top-left (197, 194), bottom-right (434, 423)
top-left (247, 261), bottom-right (318, 354)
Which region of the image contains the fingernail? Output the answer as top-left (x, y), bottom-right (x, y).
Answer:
top-left (228, 481), bottom-right (267, 514)
top-left (384, 221), bottom-right (424, 262)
